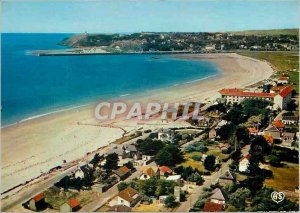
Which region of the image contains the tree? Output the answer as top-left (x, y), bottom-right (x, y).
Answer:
top-left (223, 104), bottom-right (246, 125)
top-left (204, 155), bottom-right (216, 171)
top-left (137, 138), bottom-right (164, 155)
top-left (235, 126), bottom-right (249, 143)
top-left (90, 153), bottom-right (102, 166)
top-left (155, 144), bottom-right (184, 166)
top-left (165, 195), bottom-right (178, 208)
top-left (228, 187), bottom-right (251, 210)
top-left (286, 101), bottom-right (297, 111)
top-left (217, 123), bottom-right (235, 140)
top-left (103, 153), bottom-right (119, 171)
top-left (268, 155), bottom-right (281, 167)
top-left (117, 182), bottom-right (129, 191)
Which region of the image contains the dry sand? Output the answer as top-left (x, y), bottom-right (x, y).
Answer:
top-left (1, 53), bottom-right (274, 193)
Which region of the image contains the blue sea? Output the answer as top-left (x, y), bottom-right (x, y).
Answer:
top-left (1, 33), bottom-right (220, 126)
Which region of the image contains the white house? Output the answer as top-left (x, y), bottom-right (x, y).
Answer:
top-left (238, 154), bottom-right (251, 173)
top-left (277, 76), bottom-right (289, 84)
top-left (158, 128), bottom-right (174, 142)
top-left (117, 187), bottom-right (140, 207)
top-left (166, 175), bottom-right (181, 184)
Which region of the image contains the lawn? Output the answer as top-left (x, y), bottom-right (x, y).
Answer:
top-left (206, 149), bottom-right (229, 160)
top-left (238, 51), bottom-right (299, 92)
top-left (264, 163), bottom-right (299, 192)
top-left (180, 152), bottom-right (205, 172)
top-left (44, 187), bottom-right (98, 210)
top-left (132, 203), bottom-right (167, 212)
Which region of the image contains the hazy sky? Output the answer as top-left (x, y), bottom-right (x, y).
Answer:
top-left (2, 0), bottom-right (299, 33)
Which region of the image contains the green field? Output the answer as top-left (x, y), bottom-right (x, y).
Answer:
top-left (230, 28), bottom-right (299, 36)
top-left (238, 51), bottom-right (299, 92)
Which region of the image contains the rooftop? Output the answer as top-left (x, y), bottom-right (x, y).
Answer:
top-left (117, 187), bottom-right (139, 202)
top-left (67, 198), bottom-right (80, 208)
top-left (203, 201), bottom-right (223, 212)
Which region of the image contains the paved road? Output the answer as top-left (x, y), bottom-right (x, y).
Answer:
top-left (1, 131), bottom-right (154, 211)
top-left (1, 166), bottom-right (78, 211)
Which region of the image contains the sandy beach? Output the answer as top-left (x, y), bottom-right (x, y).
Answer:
top-left (1, 53), bottom-right (274, 193)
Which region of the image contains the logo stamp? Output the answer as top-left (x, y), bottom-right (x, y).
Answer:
top-left (271, 191), bottom-right (285, 203)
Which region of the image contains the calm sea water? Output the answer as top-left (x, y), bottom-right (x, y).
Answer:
top-left (1, 33), bottom-right (220, 126)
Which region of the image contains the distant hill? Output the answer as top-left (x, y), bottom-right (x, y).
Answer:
top-left (228, 29), bottom-right (299, 36)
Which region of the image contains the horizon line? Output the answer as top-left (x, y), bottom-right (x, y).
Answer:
top-left (2, 28), bottom-right (299, 34)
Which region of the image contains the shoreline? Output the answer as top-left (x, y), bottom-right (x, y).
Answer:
top-left (1, 53), bottom-right (274, 193)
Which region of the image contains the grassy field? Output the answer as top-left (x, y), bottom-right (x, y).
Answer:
top-left (44, 187), bottom-right (98, 210)
top-left (132, 203), bottom-right (167, 212)
top-left (238, 51), bottom-right (299, 92)
top-left (264, 163), bottom-right (299, 192)
top-left (180, 151), bottom-right (205, 171)
top-left (206, 149), bottom-right (229, 160)
top-left (230, 29), bottom-right (299, 36)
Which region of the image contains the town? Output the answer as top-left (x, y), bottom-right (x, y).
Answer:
top-left (59, 30), bottom-right (299, 54)
top-left (4, 63), bottom-right (298, 212)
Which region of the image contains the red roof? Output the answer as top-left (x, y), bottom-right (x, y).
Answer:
top-left (203, 202), bottom-right (223, 212)
top-left (272, 121), bottom-right (285, 128)
top-left (264, 134), bottom-right (274, 144)
top-left (279, 76), bottom-right (289, 80)
top-left (218, 88), bottom-right (276, 98)
top-left (239, 154), bottom-right (251, 162)
top-left (271, 86), bottom-right (285, 92)
top-left (159, 166), bottom-right (172, 174)
top-left (279, 86), bottom-right (293, 98)
top-left (33, 193), bottom-right (44, 202)
top-left (248, 127), bottom-right (258, 133)
top-left (68, 198), bottom-right (80, 208)
top-left (119, 166), bottom-right (130, 173)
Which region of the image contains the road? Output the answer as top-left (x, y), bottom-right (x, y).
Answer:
top-left (1, 131), bottom-right (154, 212)
top-left (175, 144), bottom-right (250, 212)
top-left (175, 160), bottom-right (231, 212)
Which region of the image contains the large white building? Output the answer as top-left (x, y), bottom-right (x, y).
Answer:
top-left (217, 86), bottom-right (293, 109)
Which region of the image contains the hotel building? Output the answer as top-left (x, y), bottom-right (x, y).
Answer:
top-left (217, 86), bottom-right (293, 109)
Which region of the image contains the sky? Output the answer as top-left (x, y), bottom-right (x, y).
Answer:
top-left (2, 0), bottom-right (299, 33)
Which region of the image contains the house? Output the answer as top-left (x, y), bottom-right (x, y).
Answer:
top-left (74, 165), bottom-right (91, 179)
top-left (264, 134), bottom-right (274, 145)
top-left (60, 198), bottom-right (80, 212)
top-left (140, 166), bottom-right (159, 180)
top-left (29, 193), bottom-right (47, 211)
top-left (282, 116), bottom-right (298, 125)
top-left (203, 201), bottom-right (223, 212)
top-left (278, 76), bottom-right (289, 84)
top-left (117, 187), bottom-right (140, 207)
top-left (270, 86), bottom-right (285, 94)
top-left (263, 125), bottom-right (281, 139)
top-left (281, 132), bottom-right (296, 147)
top-left (272, 121), bottom-right (285, 132)
top-left (133, 155), bottom-right (154, 166)
top-left (248, 127), bottom-right (258, 136)
top-left (107, 145), bottom-right (141, 160)
top-left (158, 128), bottom-right (174, 142)
top-left (166, 175), bottom-right (182, 184)
top-left (159, 166), bottom-right (173, 177)
top-left (112, 166), bottom-right (131, 181)
top-left (209, 128), bottom-right (217, 140)
top-left (209, 188), bottom-right (229, 204)
top-left (158, 195), bottom-right (168, 205)
top-left (108, 205), bottom-right (132, 212)
top-left (218, 170), bottom-right (236, 186)
top-left (217, 86), bottom-right (293, 109)
top-left (238, 154), bottom-right (251, 173)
